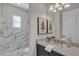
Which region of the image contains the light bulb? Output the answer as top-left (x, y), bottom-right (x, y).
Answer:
top-left (49, 7), bottom-right (54, 11)
top-left (49, 5), bottom-right (54, 11)
top-left (64, 4), bottom-right (70, 8)
top-left (58, 7), bottom-right (63, 11)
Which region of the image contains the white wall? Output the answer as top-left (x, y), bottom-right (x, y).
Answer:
top-left (0, 4), bottom-right (30, 56)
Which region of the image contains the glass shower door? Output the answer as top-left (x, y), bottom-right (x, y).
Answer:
top-left (0, 3), bottom-right (30, 56)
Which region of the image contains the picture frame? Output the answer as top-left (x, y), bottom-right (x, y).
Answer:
top-left (37, 17), bottom-right (47, 34)
top-left (47, 20), bottom-right (53, 33)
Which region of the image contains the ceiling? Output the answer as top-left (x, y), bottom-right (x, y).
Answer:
top-left (9, 3), bottom-right (79, 12)
top-left (9, 3), bottom-right (29, 11)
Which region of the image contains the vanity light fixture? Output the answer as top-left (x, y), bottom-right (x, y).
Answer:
top-left (49, 3), bottom-right (71, 13)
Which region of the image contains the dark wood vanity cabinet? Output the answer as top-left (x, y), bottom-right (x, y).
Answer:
top-left (36, 43), bottom-right (63, 56)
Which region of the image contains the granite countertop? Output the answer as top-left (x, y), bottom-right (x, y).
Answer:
top-left (37, 39), bottom-right (79, 56)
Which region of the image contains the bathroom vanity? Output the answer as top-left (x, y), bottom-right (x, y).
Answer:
top-left (36, 43), bottom-right (63, 56)
top-left (36, 39), bottom-right (79, 56)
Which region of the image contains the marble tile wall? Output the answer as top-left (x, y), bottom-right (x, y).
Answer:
top-left (0, 4), bottom-right (30, 56)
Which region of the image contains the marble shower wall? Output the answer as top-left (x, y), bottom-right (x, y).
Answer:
top-left (0, 4), bottom-right (30, 56)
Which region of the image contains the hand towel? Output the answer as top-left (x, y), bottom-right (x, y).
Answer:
top-left (45, 44), bottom-right (54, 52)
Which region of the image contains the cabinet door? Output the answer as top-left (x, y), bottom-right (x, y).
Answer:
top-left (36, 44), bottom-right (50, 56)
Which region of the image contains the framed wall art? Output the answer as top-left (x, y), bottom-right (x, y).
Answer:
top-left (37, 17), bottom-right (47, 34)
top-left (47, 20), bottom-right (53, 33)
